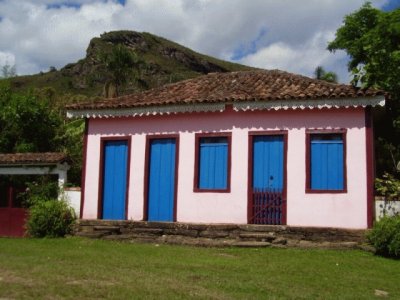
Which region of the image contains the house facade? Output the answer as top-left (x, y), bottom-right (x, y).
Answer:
top-left (67, 70), bottom-right (385, 229)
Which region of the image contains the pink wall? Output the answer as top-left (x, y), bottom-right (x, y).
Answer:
top-left (82, 107), bottom-right (368, 229)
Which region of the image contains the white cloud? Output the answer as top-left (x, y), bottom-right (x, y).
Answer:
top-left (239, 30), bottom-right (350, 82)
top-left (0, 51), bottom-right (15, 66)
top-left (0, 0), bottom-right (391, 83)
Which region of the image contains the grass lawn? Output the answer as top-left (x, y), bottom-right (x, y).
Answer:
top-left (0, 238), bottom-right (399, 299)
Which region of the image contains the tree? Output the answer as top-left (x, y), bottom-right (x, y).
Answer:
top-left (314, 66), bottom-right (338, 83)
top-left (328, 3), bottom-right (400, 176)
top-left (328, 3), bottom-right (400, 96)
top-left (1, 63), bottom-right (16, 78)
top-left (0, 83), bottom-right (62, 153)
top-left (99, 44), bottom-right (143, 97)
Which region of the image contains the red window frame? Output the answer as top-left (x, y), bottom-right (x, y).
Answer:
top-left (193, 132), bottom-right (232, 193)
top-left (305, 129), bottom-right (347, 194)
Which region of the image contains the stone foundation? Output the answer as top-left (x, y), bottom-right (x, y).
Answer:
top-left (74, 220), bottom-right (372, 250)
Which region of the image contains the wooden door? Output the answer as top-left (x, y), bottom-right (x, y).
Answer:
top-left (101, 140), bottom-right (129, 220)
top-left (147, 138), bottom-right (177, 222)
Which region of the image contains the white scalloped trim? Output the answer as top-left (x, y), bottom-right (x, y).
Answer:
top-left (66, 96), bottom-right (385, 119)
top-left (233, 97), bottom-right (385, 112)
top-left (66, 103), bottom-right (226, 118)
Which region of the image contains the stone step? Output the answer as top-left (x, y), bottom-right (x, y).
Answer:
top-left (78, 220), bottom-right (128, 227)
top-left (231, 241), bottom-right (272, 248)
top-left (74, 220), bottom-right (368, 250)
top-left (199, 230), bottom-right (229, 238)
top-left (75, 231), bottom-right (107, 239)
top-left (160, 235), bottom-right (235, 247)
top-left (239, 224), bottom-right (286, 232)
top-left (93, 226), bottom-right (121, 232)
top-left (103, 234), bottom-right (164, 244)
top-left (128, 228), bottom-right (164, 235)
top-left (77, 226), bottom-right (96, 233)
top-left (239, 232), bottom-right (276, 241)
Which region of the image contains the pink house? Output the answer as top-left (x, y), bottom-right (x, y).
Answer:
top-left (66, 70), bottom-right (385, 229)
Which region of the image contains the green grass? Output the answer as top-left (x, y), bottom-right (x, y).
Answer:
top-left (0, 238), bottom-right (399, 299)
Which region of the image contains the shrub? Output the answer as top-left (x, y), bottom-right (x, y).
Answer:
top-left (367, 215), bottom-right (400, 258)
top-left (27, 199), bottom-right (76, 238)
top-left (375, 172), bottom-right (400, 201)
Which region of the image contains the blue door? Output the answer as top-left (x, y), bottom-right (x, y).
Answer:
top-left (102, 140), bottom-right (128, 220)
top-left (148, 138), bottom-right (176, 222)
top-left (253, 135), bottom-right (284, 190)
top-left (250, 135), bottom-right (285, 224)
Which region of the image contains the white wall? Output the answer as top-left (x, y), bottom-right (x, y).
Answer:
top-left (64, 188), bottom-right (81, 217)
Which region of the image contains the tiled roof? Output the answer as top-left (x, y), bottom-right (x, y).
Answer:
top-left (66, 70), bottom-right (384, 111)
top-left (0, 152), bottom-right (69, 166)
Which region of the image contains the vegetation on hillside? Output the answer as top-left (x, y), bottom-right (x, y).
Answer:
top-left (99, 44), bottom-right (144, 97)
top-left (8, 30), bottom-right (254, 98)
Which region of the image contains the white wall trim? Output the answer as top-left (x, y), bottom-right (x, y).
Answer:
top-left (66, 96), bottom-right (385, 119)
top-left (0, 162), bottom-right (70, 194)
top-left (233, 96), bottom-right (385, 112)
top-left (66, 103), bottom-right (226, 119)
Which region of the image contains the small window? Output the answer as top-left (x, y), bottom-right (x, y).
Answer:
top-left (194, 134), bottom-right (231, 192)
top-left (307, 132), bottom-right (346, 192)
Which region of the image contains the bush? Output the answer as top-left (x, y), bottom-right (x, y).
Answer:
top-left (27, 199), bottom-right (76, 238)
top-left (367, 216), bottom-right (400, 258)
top-left (375, 172), bottom-right (400, 201)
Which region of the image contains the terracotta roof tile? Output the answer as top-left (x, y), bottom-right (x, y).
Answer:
top-left (66, 70), bottom-right (385, 111)
top-left (0, 153), bottom-right (68, 165)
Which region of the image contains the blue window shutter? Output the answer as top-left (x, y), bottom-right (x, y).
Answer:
top-left (310, 135), bottom-right (344, 190)
top-left (199, 138), bottom-right (228, 189)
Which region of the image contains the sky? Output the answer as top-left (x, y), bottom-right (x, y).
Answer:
top-left (0, 0), bottom-right (399, 83)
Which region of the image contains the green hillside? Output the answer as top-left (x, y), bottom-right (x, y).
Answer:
top-left (9, 30), bottom-right (255, 98)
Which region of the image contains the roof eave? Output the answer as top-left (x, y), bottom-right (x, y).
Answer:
top-left (66, 96), bottom-right (385, 119)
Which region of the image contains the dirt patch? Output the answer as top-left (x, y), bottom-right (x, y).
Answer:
top-left (215, 253), bottom-right (238, 259)
top-left (65, 279), bottom-right (116, 286)
top-left (0, 269), bottom-right (34, 287)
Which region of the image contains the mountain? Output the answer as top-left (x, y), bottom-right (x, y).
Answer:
top-left (9, 30), bottom-right (255, 97)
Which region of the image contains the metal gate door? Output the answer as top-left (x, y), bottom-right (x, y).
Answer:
top-left (249, 134), bottom-right (286, 225)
